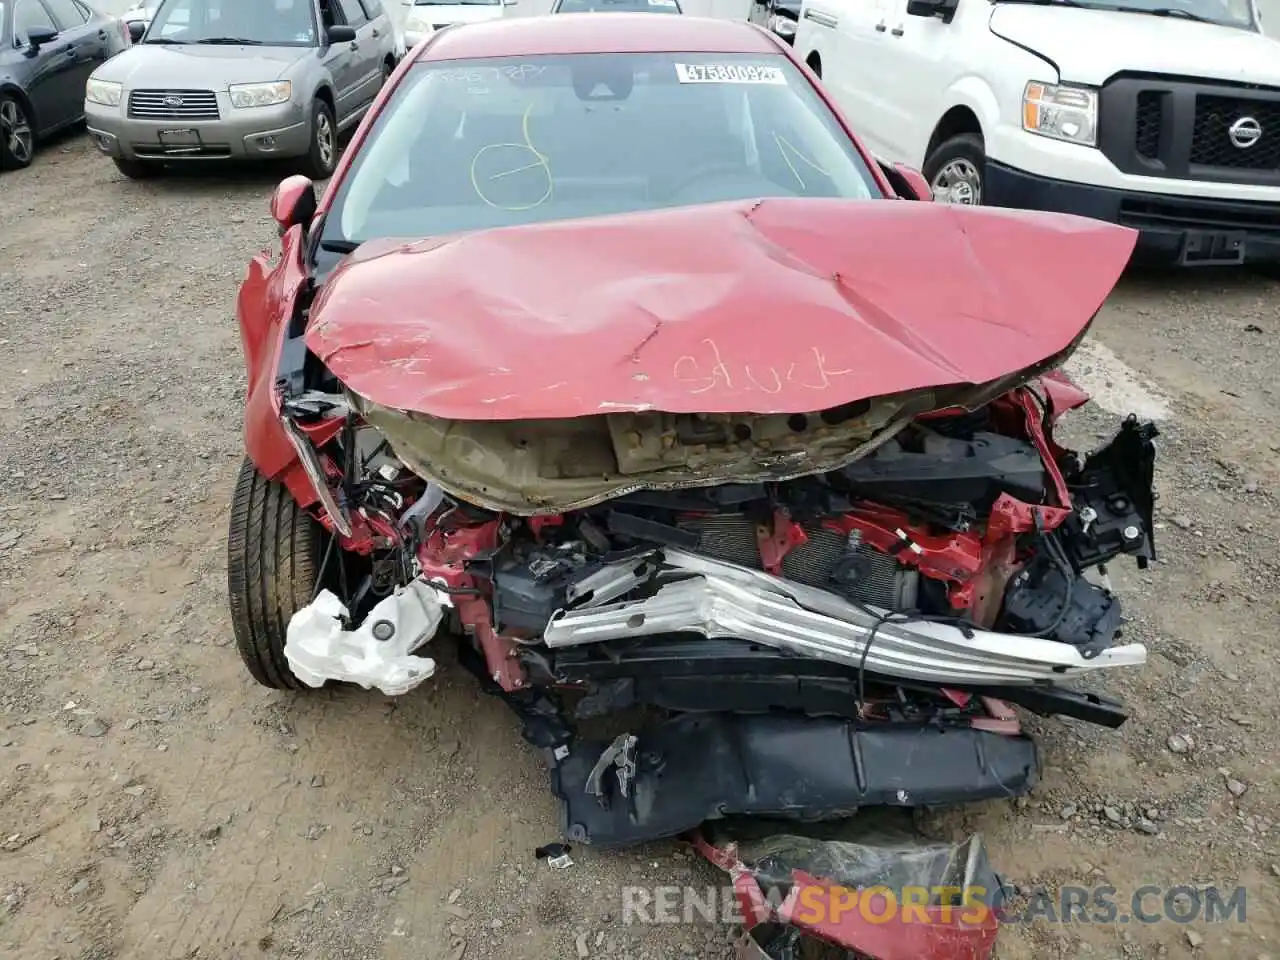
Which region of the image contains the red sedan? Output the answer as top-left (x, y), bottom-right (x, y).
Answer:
top-left (230, 15), bottom-right (1154, 957)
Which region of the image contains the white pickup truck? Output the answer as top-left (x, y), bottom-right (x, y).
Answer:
top-left (793, 0), bottom-right (1280, 267)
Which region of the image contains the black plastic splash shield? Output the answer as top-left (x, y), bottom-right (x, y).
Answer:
top-left (549, 713), bottom-right (1040, 848)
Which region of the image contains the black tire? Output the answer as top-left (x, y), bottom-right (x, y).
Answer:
top-left (923, 132), bottom-right (986, 206)
top-left (227, 457), bottom-right (325, 690)
top-left (299, 98), bottom-right (338, 180)
top-left (112, 157), bottom-right (162, 180)
top-left (0, 93), bottom-right (35, 171)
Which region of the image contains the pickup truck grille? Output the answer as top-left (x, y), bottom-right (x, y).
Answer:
top-left (1098, 75), bottom-right (1280, 187)
top-left (127, 89), bottom-right (220, 121)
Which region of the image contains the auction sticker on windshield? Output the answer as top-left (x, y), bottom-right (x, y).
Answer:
top-left (674, 64), bottom-right (786, 84)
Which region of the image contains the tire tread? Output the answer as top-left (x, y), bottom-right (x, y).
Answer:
top-left (227, 458), bottom-right (322, 690)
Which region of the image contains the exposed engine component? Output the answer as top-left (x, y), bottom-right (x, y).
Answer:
top-left (999, 555), bottom-right (1122, 656)
top-left (1060, 415), bottom-right (1159, 572)
top-left (676, 514), bottom-right (920, 611)
top-left (838, 430), bottom-right (1048, 512)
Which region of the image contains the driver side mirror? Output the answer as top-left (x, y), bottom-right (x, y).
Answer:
top-left (26, 25), bottom-right (59, 50)
top-left (326, 24), bottom-right (357, 43)
top-left (271, 175), bottom-right (318, 236)
top-left (906, 0), bottom-right (958, 21)
top-left (879, 160), bottom-right (933, 201)
top-left (128, 21), bottom-right (146, 42)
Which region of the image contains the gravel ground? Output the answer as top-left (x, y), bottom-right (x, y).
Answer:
top-left (2, 131), bottom-right (1279, 960)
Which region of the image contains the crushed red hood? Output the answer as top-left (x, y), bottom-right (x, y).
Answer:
top-left (306, 198), bottom-right (1136, 420)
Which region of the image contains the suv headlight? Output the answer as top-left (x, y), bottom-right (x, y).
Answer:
top-left (229, 81), bottom-right (292, 109)
top-left (85, 78), bottom-right (123, 107)
top-left (768, 14), bottom-right (796, 36)
top-left (1022, 82), bottom-right (1097, 147)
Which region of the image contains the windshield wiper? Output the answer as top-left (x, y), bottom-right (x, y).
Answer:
top-left (319, 239), bottom-right (361, 254)
top-left (195, 37), bottom-right (266, 45)
top-left (1143, 6), bottom-right (1211, 20)
top-left (994, 0), bottom-right (1087, 6)
top-left (143, 37), bottom-right (189, 44)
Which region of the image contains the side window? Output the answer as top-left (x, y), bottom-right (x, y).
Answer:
top-left (337, 0), bottom-right (368, 26)
top-left (15, 0), bottom-right (58, 44)
top-left (360, 0), bottom-right (385, 17)
top-left (44, 0), bottom-right (88, 28)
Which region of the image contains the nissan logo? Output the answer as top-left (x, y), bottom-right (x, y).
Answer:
top-left (1228, 116), bottom-right (1262, 150)
top-left (164, 95), bottom-right (185, 108)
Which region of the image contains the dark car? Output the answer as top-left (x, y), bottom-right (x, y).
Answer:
top-left (747, 0), bottom-right (799, 44)
top-left (0, 0), bottom-right (129, 169)
top-left (550, 0), bottom-right (680, 12)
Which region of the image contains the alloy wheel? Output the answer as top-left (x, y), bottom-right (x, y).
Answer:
top-left (315, 112), bottom-right (334, 170)
top-left (0, 99), bottom-right (33, 167)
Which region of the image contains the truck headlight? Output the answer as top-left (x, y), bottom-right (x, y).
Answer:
top-left (229, 81), bottom-right (292, 109)
top-left (1023, 82), bottom-right (1097, 147)
top-left (85, 78), bottom-right (123, 107)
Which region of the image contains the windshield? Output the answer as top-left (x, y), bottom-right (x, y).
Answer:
top-left (994, 0), bottom-right (1257, 30)
top-left (147, 0), bottom-right (318, 45)
top-left (323, 53), bottom-right (879, 253)
top-left (555, 0), bottom-right (681, 11)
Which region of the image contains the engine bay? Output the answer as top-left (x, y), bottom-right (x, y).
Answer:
top-left (471, 410), bottom-right (1156, 657)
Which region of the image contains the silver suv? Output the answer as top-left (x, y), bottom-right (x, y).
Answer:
top-left (84, 0), bottom-right (397, 179)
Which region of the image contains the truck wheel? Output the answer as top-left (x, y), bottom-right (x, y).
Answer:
top-left (0, 93), bottom-right (35, 170)
top-left (227, 457), bottom-right (325, 690)
top-left (112, 158), bottom-right (161, 180)
top-left (299, 98), bottom-right (337, 180)
top-left (923, 133), bottom-right (985, 206)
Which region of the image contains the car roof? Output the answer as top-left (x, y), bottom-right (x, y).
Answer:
top-left (413, 13), bottom-right (782, 61)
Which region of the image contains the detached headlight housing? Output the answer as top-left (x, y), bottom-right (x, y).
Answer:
top-left (229, 80), bottom-right (292, 109)
top-left (1023, 82), bottom-right (1097, 147)
top-left (768, 14), bottom-right (797, 36)
top-left (85, 78), bottom-right (123, 107)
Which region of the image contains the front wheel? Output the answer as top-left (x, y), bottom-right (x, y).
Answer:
top-left (298, 98), bottom-right (338, 180)
top-left (226, 458), bottom-right (325, 690)
top-left (923, 133), bottom-right (986, 206)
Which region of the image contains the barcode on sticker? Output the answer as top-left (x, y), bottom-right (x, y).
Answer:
top-left (674, 63), bottom-right (787, 85)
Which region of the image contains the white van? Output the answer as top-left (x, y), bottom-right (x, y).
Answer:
top-left (794, 0), bottom-right (1280, 266)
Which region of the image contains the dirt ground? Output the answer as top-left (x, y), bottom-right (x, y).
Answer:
top-left (2, 132), bottom-right (1279, 960)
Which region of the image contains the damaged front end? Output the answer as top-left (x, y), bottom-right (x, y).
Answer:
top-left (271, 383), bottom-right (1158, 848)
top-left (242, 199), bottom-right (1156, 865)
